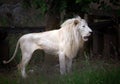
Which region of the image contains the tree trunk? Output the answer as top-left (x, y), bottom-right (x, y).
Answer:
top-left (45, 12), bottom-right (60, 31)
top-left (118, 24), bottom-right (120, 58)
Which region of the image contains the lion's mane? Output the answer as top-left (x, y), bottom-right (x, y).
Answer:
top-left (59, 17), bottom-right (84, 58)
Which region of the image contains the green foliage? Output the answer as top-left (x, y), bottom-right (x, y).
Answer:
top-left (22, 0), bottom-right (31, 9)
top-left (31, 0), bottom-right (47, 14)
top-left (22, 0), bottom-right (47, 14)
top-left (76, 0), bottom-right (100, 12)
top-left (22, 0), bottom-right (119, 15)
top-left (75, 0), bottom-right (120, 13)
top-left (0, 17), bottom-right (8, 26)
top-left (117, 9), bottom-right (120, 16)
top-left (76, 0), bottom-right (92, 4)
top-left (59, 0), bottom-right (67, 12)
top-left (98, 1), bottom-right (112, 10)
top-left (75, 0), bottom-right (100, 13)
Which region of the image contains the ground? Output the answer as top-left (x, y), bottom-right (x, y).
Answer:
top-left (0, 58), bottom-right (120, 84)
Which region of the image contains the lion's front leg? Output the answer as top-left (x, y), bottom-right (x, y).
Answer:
top-left (59, 52), bottom-right (66, 75)
top-left (66, 57), bottom-right (73, 73)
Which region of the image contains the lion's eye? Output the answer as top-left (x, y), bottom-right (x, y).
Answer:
top-left (82, 25), bottom-right (85, 27)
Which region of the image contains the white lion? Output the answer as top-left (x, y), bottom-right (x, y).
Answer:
top-left (3, 16), bottom-right (92, 78)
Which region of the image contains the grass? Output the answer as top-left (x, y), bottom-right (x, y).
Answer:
top-left (0, 59), bottom-right (120, 84)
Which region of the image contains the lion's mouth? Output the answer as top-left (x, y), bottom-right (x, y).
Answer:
top-left (83, 36), bottom-right (89, 41)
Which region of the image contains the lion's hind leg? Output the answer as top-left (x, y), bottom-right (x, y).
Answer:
top-left (19, 52), bottom-right (33, 78)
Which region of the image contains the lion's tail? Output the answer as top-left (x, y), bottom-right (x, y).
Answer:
top-left (3, 40), bottom-right (20, 64)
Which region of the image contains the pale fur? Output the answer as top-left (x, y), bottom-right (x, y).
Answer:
top-left (3, 16), bottom-right (92, 78)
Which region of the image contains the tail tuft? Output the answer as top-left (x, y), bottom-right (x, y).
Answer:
top-left (3, 60), bottom-right (8, 64)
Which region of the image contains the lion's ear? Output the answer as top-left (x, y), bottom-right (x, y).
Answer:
top-left (75, 16), bottom-right (82, 20)
top-left (74, 20), bottom-right (79, 26)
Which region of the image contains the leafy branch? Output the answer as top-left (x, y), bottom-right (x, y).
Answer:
top-left (22, 0), bottom-right (120, 14)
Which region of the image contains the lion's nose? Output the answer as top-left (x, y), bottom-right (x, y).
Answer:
top-left (89, 30), bottom-right (92, 33)
top-left (89, 29), bottom-right (92, 34)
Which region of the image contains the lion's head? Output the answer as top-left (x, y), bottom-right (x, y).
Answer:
top-left (74, 16), bottom-right (92, 41)
top-left (61, 16), bottom-right (92, 41)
